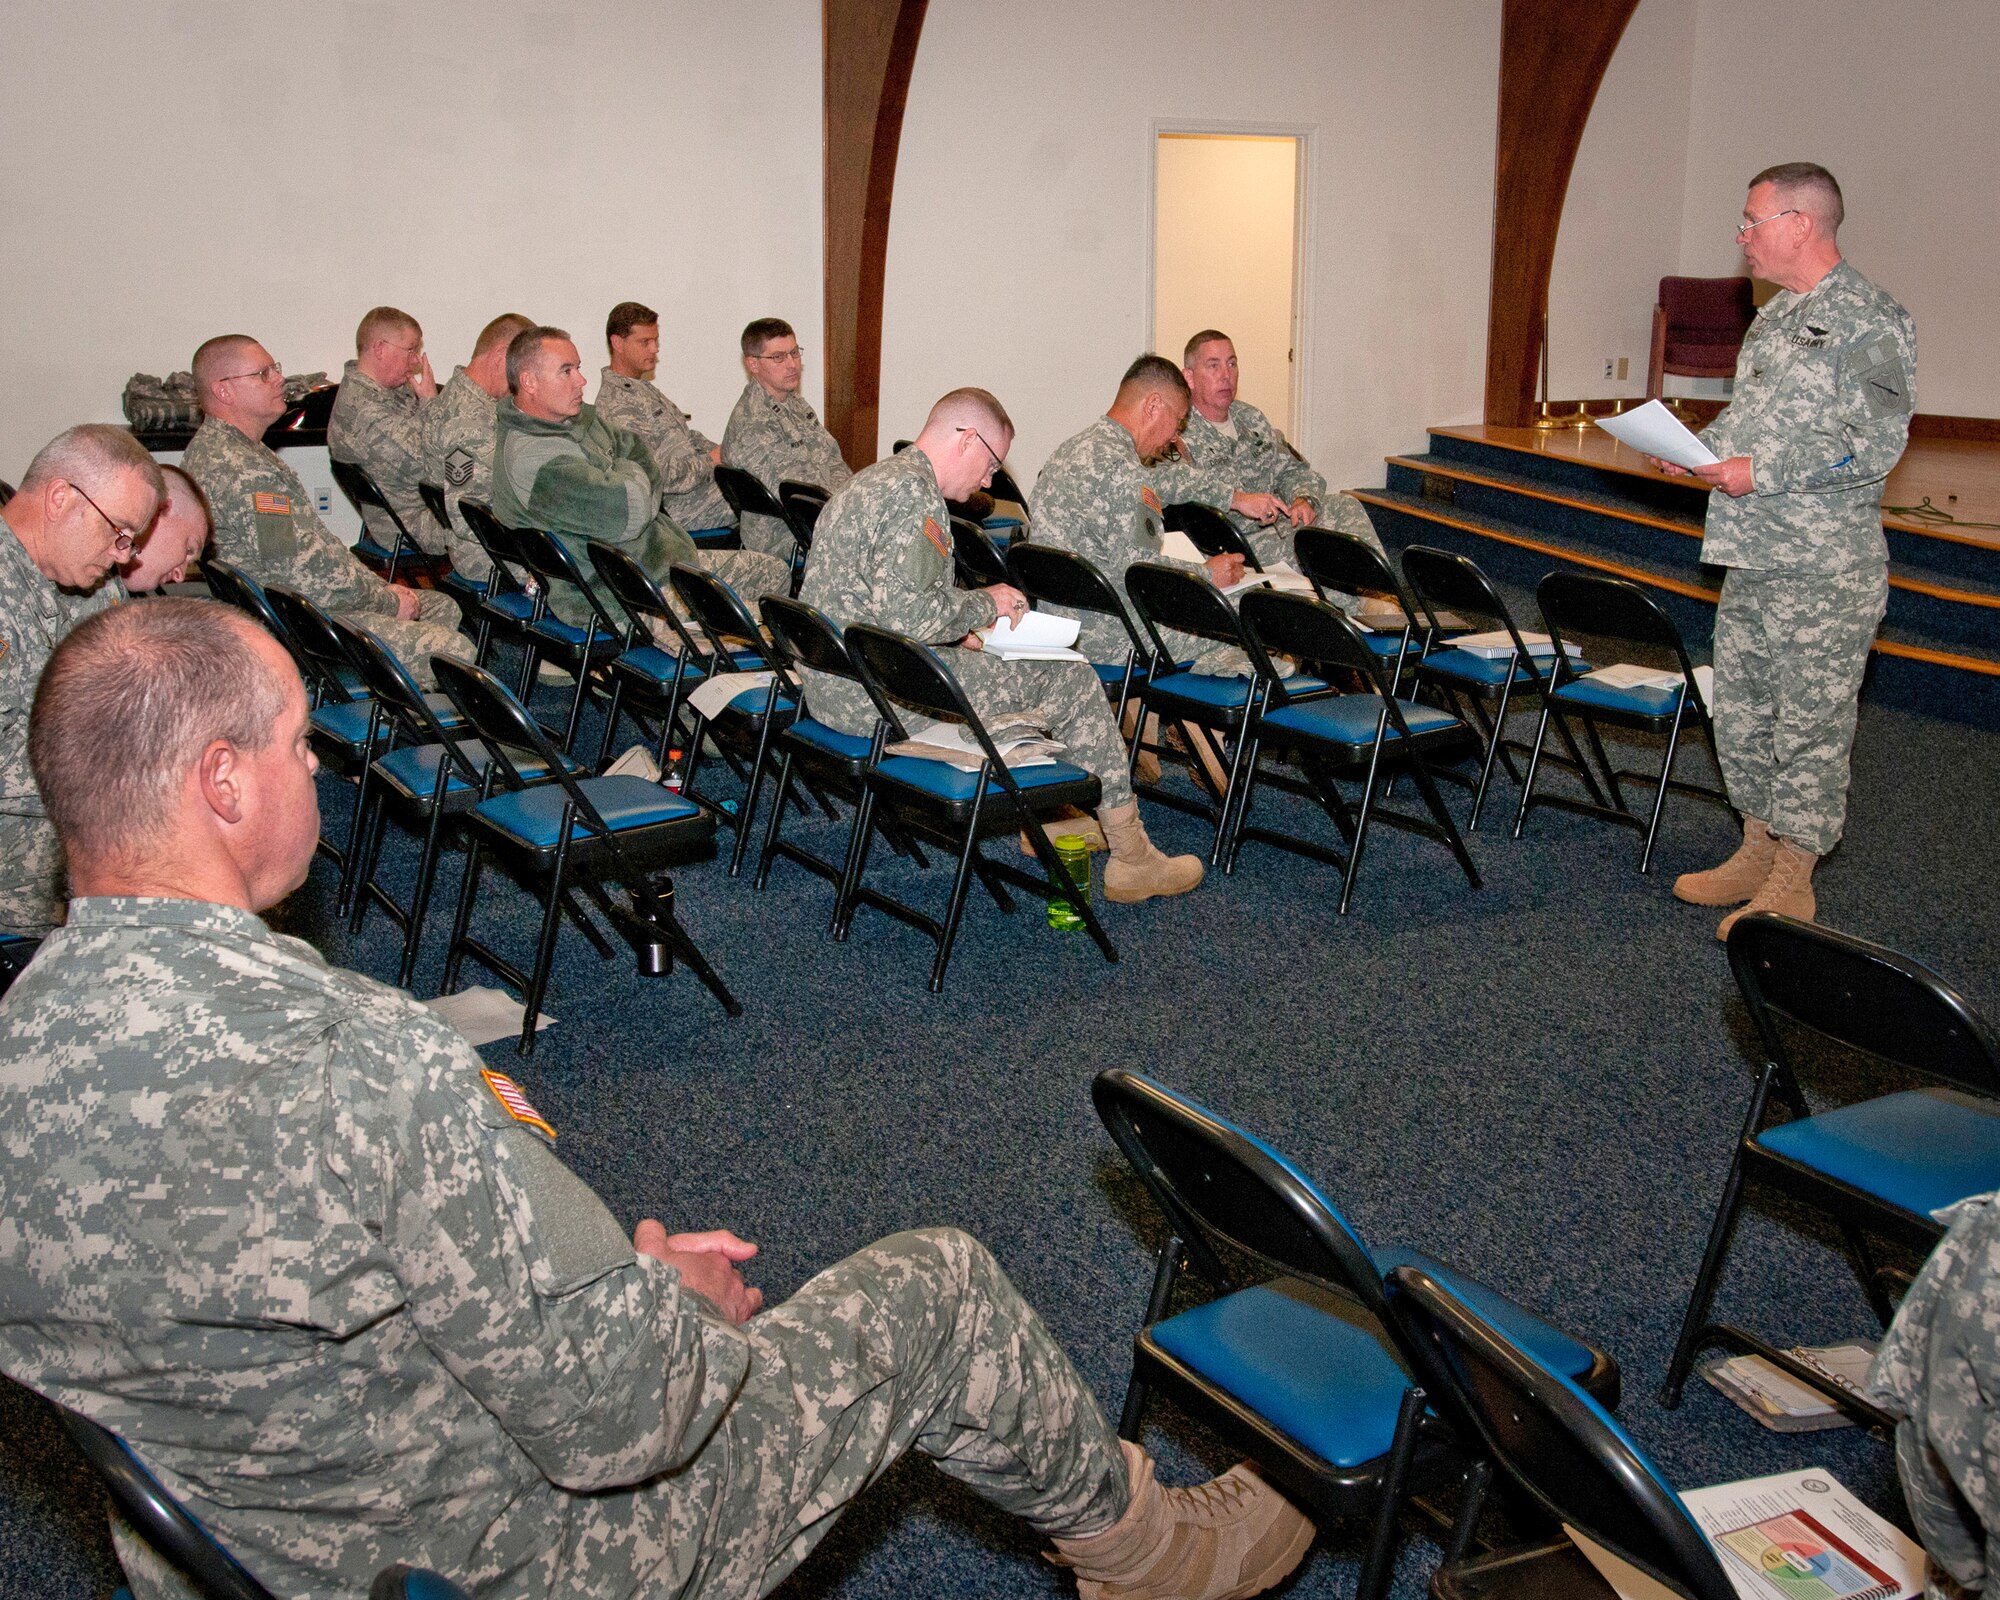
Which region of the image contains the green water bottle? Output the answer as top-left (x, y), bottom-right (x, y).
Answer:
top-left (1046, 835), bottom-right (1092, 930)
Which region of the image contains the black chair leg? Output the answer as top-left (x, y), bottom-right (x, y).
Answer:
top-left (595, 677), bottom-right (630, 770)
top-left (518, 843), bottom-right (576, 1056)
top-left (832, 786), bottom-right (881, 941)
top-left (1511, 701), bottom-right (1555, 838)
top-left (1354, 1386), bottom-right (1426, 1600)
top-left (1118, 1239), bottom-right (1183, 1440)
top-left (1443, 1458), bottom-right (1493, 1567)
top-left (348, 795), bottom-right (393, 935)
top-left (753, 749), bottom-right (799, 890)
top-left (1659, 1153), bottom-right (1752, 1405)
top-left (927, 806), bottom-right (990, 992)
top-left (441, 838), bottom-right (486, 995)
top-left (1637, 711), bottom-right (1685, 874)
top-left (397, 803), bottom-right (454, 990)
top-left (1408, 754), bottom-right (1482, 890)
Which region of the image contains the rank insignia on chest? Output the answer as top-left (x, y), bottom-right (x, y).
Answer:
top-left (253, 493), bottom-right (291, 515)
top-left (481, 1068), bottom-right (557, 1139)
top-left (922, 515), bottom-right (950, 557)
top-left (1139, 486), bottom-right (1163, 515)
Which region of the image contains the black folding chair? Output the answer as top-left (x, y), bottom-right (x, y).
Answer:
top-left (1124, 560), bottom-right (1330, 862)
top-left (663, 561), bottom-right (810, 876)
top-left (1233, 588), bottom-right (1481, 908)
top-left (434, 657), bottom-right (737, 1053)
top-left (453, 500), bottom-right (541, 669)
top-left (60, 1406), bottom-right (473, 1600)
top-left (839, 624), bottom-right (1116, 990)
top-left (1164, 500), bottom-right (1261, 570)
top-left (753, 596), bottom-right (929, 912)
top-left (1293, 526), bottom-right (1428, 696)
top-left (983, 463), bottom-right (1030, 535)
top-left (422, 480), bottom-right (496, 631)
top-left (1006, 542), bottom-right (1160, 745)
top-left (503, 525), bottom-right (628, 755)
top-left (1659, 911), bottom-right (2000, 1423)
top-left (715, 462), bottom-right (806, 582)
top-left (587, 541), bottom-right (726, 772)
top-left (329, 456), bottom-right (447, 586)
top-left (0, 934), bottom-right (38, 997)
top-left (1400, 544), bottom-right (1606, 833)
top-left (202, 559), bottom-right (311, 677)
top-left (1513, 572), bottom-right (1727, 874)
top-left (949, 514), bottom-right (1011, 589)
top-left (335, 619), bottom-right (578, 989)
top-left (1094, 1070), bottom-right (1620, 1600)
top-left (1384, 1267), bottom-right (1736, 1600)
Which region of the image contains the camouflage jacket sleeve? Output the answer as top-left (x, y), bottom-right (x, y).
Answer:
top-left (723, 386), bottom-right (852, 497)
top-left (597, 376), bottom-right (716, 501)
top-left (328, 369), bottom-right (434, 508)
top-left (801, 454), bottom-right (995, 644)
top-left (1867, 1191), bottom-right (2000, 1592)
top-left (1241, 406), bottom-right (1328, 510)
top-left (345, 1015), bottom-right (750, 1490)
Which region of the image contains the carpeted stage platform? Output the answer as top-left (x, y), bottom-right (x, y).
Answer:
top-left (3, 648), bottom-right (1995, 1599)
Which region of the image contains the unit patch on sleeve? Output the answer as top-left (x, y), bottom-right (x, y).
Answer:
top-left (481, 1069), bottom-right (557, 1139)
top-left (252, 493), bottom-right (291, 515)
top-left (1847, 337), bottom-right (1912, 420)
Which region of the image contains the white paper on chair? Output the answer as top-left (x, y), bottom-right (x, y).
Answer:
top-left (976, 610), bottom-right (1086, 661)
top-left (1449, 629), bottom-right (1581, 660)
top-left (685, 669), bottom-right (775, 722)
top-left (1581, 663), bottom-right (1716, 709)
top-left (1223, 564), bottom-right (1317, 597)
top-left (1593, 400), bottom-right (1721, 470)
top-left (1158, 526), bottom-right (1205, 564)
top-left (891, 716), bottom-right (1062, 770)
top-left (425, 987), bottom-right (554, 1047)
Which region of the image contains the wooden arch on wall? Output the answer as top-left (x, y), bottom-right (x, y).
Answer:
top-left (1484, 0), bottom-right (1639, 426)
top-left (823, 0), bottom-right (929, 469)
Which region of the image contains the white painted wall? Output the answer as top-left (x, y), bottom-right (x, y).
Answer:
top-left (1154, 134), bottom-right (1300, 437)
top-left (881, 0), bottom-right (1502, 494)
top-left (1674, 0), bottom-right (1999, 417)
top-left (0, 0), bottom-right (823, 479)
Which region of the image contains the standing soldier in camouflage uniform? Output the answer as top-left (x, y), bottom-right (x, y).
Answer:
top-left (1659, 164), bottom-right (1915, 938)
top-left (327, 306), bottom-right (451, 558)
top-left (800, 389), bottom-right (1207, 903)
top-left (423, 312), bottom-right (535, 583)
top-left (0, 425), bottom-right (161, 935)
top-left (1033, 356), bottom-right (1292, 669)
top-left (1177, 329), bottom-right (1386, 568)
top-left (0, 597), bottom-right (1310, 1600)
top-left (1868, 1189), bottom-right (2000, 1598)
top-left (721, 317), bottom-right (852, 560)
top-left (597, 301), bottom-right (738, 541)
top-left (181, 334), bottom-right (471, 688)
top-left (491, 329), bottom-right (790, 627)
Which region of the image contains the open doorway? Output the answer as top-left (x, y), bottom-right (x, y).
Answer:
top-left (1152, 131), bottom-right (1304, 437)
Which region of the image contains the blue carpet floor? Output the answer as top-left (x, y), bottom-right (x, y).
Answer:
top-left (4, 655), bottom-right (1996, 1599)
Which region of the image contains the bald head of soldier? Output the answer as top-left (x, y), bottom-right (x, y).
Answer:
top-left (466, 312), bottom-right (535, 400)
top-left (2, 424), bottom-right (165, 590)
top-left (31, 600), bottom-right (318, 912)
top-left (912, 388), bottom-right (1014, 501)
top-left (506, 326), bottom-right (587, 423)
top-left (192, 334), bottom-right (290, 436)
top-left (1107, 354), bottom-right (1192, 465)
top-left (123, 465), bottom-right (210, 593)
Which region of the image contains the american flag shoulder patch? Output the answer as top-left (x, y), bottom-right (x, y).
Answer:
top-left (481, 1069), bottom-right (556, 1139)
top-left (253, 492), bottom-right (291, 515)
top-left (922, 515), bottom-right (950, 557)
top-left (1139, 486), bottom-right (1163, 515)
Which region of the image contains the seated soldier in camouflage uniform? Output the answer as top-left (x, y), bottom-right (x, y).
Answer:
top-left (800, 388), bottom-right (1209, 904)
top-left (491, 327), bottom-right (789, 628)
top-left (1033, 355), bottom-right (1294, 673)
top-left (181, 335), bottom-right (470, 688)
top-left (1177, 329), bottom-right (1386, 569)
top-left (422, 311), bottom-right (535, 583)
top-left (0, 596), bottom-right (1311, 1600)
top-left (327, 305), bottom-right (451, 559)
top-left (0, 425), bottom-right (162, 936)
top-left (596, 300), bottom-right (738, 542)
top-left (721, 317), bottom-right (852, 560)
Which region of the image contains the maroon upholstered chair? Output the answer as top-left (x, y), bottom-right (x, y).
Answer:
top-left (1646, 275), bottom-right (1755, 397)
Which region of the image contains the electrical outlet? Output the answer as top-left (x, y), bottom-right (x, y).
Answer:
top-left (315, 488), bottom-right (332, 514)
top-left (1617, 357), bottom-right (1630, 381)
top-left (1603, 359), bottom-right (1615, 379)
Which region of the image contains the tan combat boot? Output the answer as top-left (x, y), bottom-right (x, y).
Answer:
top-left (1673, 815), bottom-right (1776, 906)
top-left (1048, 1440), bottom-right (1315, 1600)
top-left (1098, 801), bottom-right (1204, 902)
top-left (1716, 837), bottom-right (1818, 941)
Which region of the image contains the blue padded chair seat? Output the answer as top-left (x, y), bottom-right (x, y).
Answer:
top-left (711, 685), bottom-right (795, 718)
top-left (1755, 1088), bottom-right (2000, 1218)
top-left (1362, 632), bottom-right (1414, 658)
top-left (613, 645), bottom-right (704, 687)
top-left (689, 526), bottom-right (738, 547)
top-left (528, 616), bottom-right (619, 653)
top-left (1149, 671), bottom-right (1327, 710)
top-left (788, 719), bottom-right (874, 762)
top-left (1149, 1279), bottom-right (1411, 1468)
top-left (1261, 696), bottom-right (1460, 744)
top-left (1552, 675), bottom-right (1685, 718)
top-left (353, 537), bottom-right (396, 563)
top-left (983, 516), bottom-right (1024, 532)
top-left (310, 700), bottom-right (378, 748)
top-left (1094, 660), bottom-right (1150, 686)
top-left (876, 755), bottom-right (1093, 802)
top-left (373, 741), bottom-right (573, 804)
top-left (1422, 648), bottom-right (1573, 688)
top-left (482, 591), bottom-right (537, 622)
top-left (474, 776), bottom-right (703, 850)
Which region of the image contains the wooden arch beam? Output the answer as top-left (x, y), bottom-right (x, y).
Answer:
top-left (823, 0), bottom-right (929, 469)
top-left (1484, 0), bottom-right (1639, 425)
